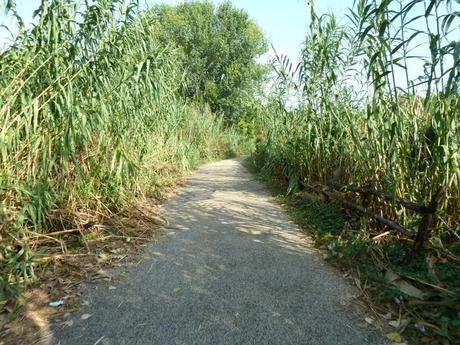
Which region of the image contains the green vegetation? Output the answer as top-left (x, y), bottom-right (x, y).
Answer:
top-left (251, 0), bottom-right (460, 342)
top-left (249, 156), bottom-right (460, 343)
top-left (0, 0), bottom-right (263, 310)
top-left (256, 0), bottom-right (460, 228)
top-left (150, 1), bottom-right (268, 120)
top-left (2, 0), bottom-right (460, 342)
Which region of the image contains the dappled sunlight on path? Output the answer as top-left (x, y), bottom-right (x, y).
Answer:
top-left (52, 158), bottom-right (384, 345)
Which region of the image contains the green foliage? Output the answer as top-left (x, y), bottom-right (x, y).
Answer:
top-left (252, 0), bottom-right (460, 342)
top-left (150, 1), bottom-right (268, 119)
top-left (249, 157), bottom-right (460, 343)
top-left (1, 242), bottom-right (38, 306)
top-left (0, 0), bottom-right (253, 309)
top-left (255, 0), bottom-right (460, 249)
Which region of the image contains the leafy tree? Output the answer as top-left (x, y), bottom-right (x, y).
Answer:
top-left (150, 1), bottom-right (268, 120)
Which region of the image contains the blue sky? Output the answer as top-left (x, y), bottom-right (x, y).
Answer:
top-left (0, 0), bottom-right (351, 60)
top-left (1, 0), bottom-right (458, 91)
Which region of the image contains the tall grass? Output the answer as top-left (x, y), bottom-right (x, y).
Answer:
top-left (251, 1), bottom-right (460, 338)
top-left (255, 0), bottom-right (460, 245)
top-left (0, 0), bottom-right (250, 306)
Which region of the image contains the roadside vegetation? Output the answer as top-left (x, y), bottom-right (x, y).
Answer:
top-left (2, 0), bottom-right (460, 343)
top-left (0, 0), bottom-right (265, 315)
top-left (251, 0), bottom-right (460, 343)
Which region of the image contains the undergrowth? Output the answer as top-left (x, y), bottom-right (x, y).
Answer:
top-left (245, 157), bottom-right (460, 344)
top-left (253, 1), bottom-right (460, 343)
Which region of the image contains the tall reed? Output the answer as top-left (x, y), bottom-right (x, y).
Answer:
top-left (0, 0), bottom-right (249, 305)
top-left (256, 0), bottom-right (460, 243)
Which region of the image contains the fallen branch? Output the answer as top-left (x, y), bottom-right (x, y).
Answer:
top-left (329, 182), bottom-right (428, 213)
top-left (302, 182), bottom-right (416, 239)
top-left (31, 228), bottom-right (82, 237)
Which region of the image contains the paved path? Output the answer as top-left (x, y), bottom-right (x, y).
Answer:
top-left (53, 158), bottom-right (384, 345)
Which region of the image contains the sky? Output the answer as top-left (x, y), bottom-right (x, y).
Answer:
top-left (0, 0), bottom-right (351, 62)
top-left (1, 0), bottom-right (458, 92)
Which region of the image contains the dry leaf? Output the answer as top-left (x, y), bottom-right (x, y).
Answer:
top-left (80, 314), bottom-right (92, 320)
top-left (389, 320), bottom-right (400, 328)
top-left (61, 319), bottom-right (73, 327)
top-left (365, 317), bottom-right (374, 324)
top-left (95, 269), bottom-right (109, 277)
top-left (98, 253), bottom-right (109, 263)
top-left (109, 248), bottom-right (124, 254)
top-left (49, 300), bottom-right (64, 307)
top-left (173, 288), bottom-right (182, 294)
top-left (385, 270), bottom-right (425, 299)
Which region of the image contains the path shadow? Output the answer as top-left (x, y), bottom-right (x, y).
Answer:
top-left (49, 158), bottom-right (384, 345)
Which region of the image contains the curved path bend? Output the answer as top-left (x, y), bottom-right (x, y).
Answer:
top-left (54, 157), bottom-right (384, 345)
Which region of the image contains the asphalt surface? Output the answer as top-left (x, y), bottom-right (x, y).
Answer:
top-left (52, 157), bottom-right (385, 345)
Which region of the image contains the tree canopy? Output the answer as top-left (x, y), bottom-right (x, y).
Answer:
top-left (150, 1), bottom-right (268, 119)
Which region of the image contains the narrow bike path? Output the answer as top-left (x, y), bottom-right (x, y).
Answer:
top-left (53, 157), bottom-right (384, 345)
